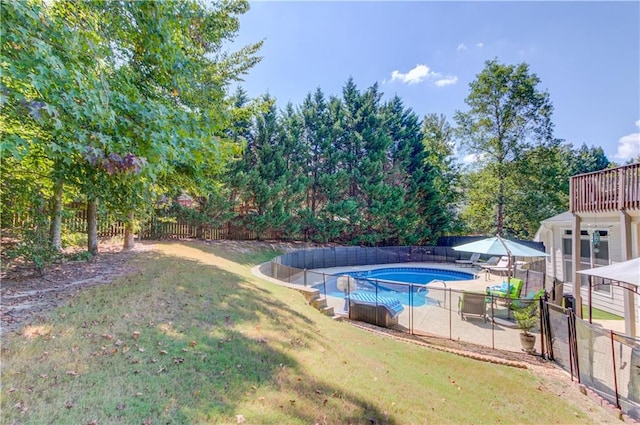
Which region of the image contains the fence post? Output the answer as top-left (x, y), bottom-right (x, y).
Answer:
top-left (611, 331), bottom-right (621, 409)
top-left (448, 288), bottom-right (452, 341)
top-left (322, 273), bottom-right (327, 299)
top-left (409, 283), bottom-right (413, 335)
top-left (303, 269), bottom-right (307, 287)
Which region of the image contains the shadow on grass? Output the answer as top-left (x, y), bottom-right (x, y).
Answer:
top-left (1, 247), bottom-right (397, 424)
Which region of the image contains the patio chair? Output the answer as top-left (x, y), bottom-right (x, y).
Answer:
top-left (510, 289), bottom-right (546, 311)
top-left (458, 291), bottom-right (488, 322)
top-left (455, 252), bottom-right (481, 267)
top-left (480, 256), bottom-right (511, 276)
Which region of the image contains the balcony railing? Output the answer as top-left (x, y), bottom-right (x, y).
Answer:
top-left (570, 163), bottom-right (640, 213)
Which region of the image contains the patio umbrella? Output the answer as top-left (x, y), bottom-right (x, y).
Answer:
top-left (452, 236), bottom-right (549, 258)
top-left (453, 235), bottom-right (549, 281)
top-left (577, 257), bottom-right (640, 287)
top-left (577, 257), bottom-right (640, 325)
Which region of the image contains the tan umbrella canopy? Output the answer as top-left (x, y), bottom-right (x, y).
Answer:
top-left (577, 257), bottom-right (640, 324)
top-left (577, 258), bottom-right (640, 287)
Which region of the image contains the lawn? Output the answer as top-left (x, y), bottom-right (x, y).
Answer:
top-left (1, 241), bottom-right (612, 424)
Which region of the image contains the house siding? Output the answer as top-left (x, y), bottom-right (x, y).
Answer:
top-left (538, 218), bottom-right (637, 317)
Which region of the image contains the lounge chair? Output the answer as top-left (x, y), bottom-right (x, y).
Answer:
top-left (480, 256), bottom-right (511, 276)
top-left (486, 278), bottom-right (524, 302)
top-left (473, 255), bottom-right (500, 267)
top-left (510, 289), bottom-right (546, 310)
top-left (458, 291), bottom-right (488, 322)
top-left (455, 252), bottom-right (481, 267)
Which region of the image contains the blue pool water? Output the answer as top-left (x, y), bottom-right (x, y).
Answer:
top-left (315, 267), bottom-right (476, 307)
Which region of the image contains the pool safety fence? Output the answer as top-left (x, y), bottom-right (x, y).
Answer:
top-left (543, 303), bottom-right (640, 420)
top-left (265, 246), bottom-right (639, 420)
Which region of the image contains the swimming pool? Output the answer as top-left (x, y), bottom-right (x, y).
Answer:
top-left (315, 267), bottom-right (476, 306)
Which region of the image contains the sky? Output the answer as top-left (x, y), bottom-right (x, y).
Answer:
top-left (230, 1), bottom-right (640, 164)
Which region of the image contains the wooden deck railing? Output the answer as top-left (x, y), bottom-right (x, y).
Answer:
top-left (570, 163), bottom-right (640, 213)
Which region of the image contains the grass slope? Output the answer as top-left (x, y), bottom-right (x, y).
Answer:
top-left (1, 241), bottom-right (610, 424)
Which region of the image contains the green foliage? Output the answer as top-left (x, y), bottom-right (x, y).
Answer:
top-left (69, 250), bottom-right (94, 262)
top-left (514, 304), bottom-right (538, 335)
top-left (455, 59), bottom-right (556, 237)
top-left (61, 232), bottom-right (89, 249)
top-left (2, 0), bottom-right (261, 263)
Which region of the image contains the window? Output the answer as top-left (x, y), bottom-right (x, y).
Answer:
top-left (561, 234), bottom-right (611, 294)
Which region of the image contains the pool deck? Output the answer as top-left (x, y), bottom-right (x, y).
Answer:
top-left (309, 262), bottom-right (625, 351)
top-left (253, 261), bottom-right (626, 355)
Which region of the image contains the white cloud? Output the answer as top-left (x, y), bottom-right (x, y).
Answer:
top-left (614, 120), bottom-right (640, 161)
top-left (462, 153), bottom-right (485, 164)
top-left (476, 42), bottom-right (484, 48)
top-left (457, 43), bottom-right (468, 51)
top-left (434, 76), bottom-right (458, 87)
top-left (390, 64), bottom-right (432, 85)
top-left (388, 64), bottom-right (457, 87)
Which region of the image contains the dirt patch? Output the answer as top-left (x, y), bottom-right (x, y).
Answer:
top-left (1, 240), bottom-right (153, 336)
top-left (0, 239), bottom-right (318, 337)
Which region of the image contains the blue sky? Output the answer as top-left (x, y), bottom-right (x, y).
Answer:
top-left (232, 1), bottom-right (639, 163)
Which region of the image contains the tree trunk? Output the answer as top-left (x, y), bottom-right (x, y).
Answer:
top-left (49, 179), bottom-right (63, 250)
top-left (87, 198), bottom-right (98, 256)
top-left (123, 210), bottom-right (135, 250)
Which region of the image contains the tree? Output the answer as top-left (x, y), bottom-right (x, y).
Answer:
top-left (455, 59), bottom-right (554, 236)
top-left (1, 0), bottom-right (261, 269)
top-left (566, 143), bottom-right (610, 176)
top-left (420, 113), bottom-right (462, 239)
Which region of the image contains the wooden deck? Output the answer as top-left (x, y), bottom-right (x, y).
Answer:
top-left (570, 163), bottom-right (640, 213)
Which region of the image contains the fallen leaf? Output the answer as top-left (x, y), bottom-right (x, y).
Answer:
top-left (236, 414), bottom-right (245, 424)
top-left (66, 370), bottom-right (78, 376)
top-left (117, 403), bottom-right (126, 410)
top-left (102, 334), bottom-right (114, 340)
top-left (159, 350), bottom-right (168, 355)
top-left (133, 331), bottom-right (140, 339)
top-left (65, 401), bottom-right (73, 409)
top-left (189, 341), bottom-right (197, 347)
top-left (157, 367), bottom-right (166, 373)
top-left (7, 388), bottom-right (16, 393)
top-left (115, 339), bottom-right (124, 346)
top-left (87, 421), bottom-right (98, 425)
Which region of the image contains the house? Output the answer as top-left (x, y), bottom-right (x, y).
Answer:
top-left (535, 163), bottom-right (640, 336)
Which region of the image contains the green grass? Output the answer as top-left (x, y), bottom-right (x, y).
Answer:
top-left (1, 241), bottom-right (608, 424)
top-left (581, 304), bottom-right (624, 320)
